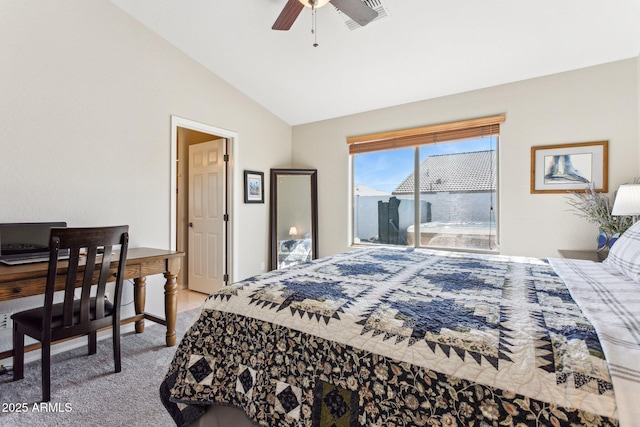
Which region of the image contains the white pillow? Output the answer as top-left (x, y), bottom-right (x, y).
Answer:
top-left (604, 220), bottom-right (640, 282)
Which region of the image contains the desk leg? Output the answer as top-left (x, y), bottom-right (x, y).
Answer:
top-left (134, 277), bottom-right (147, 333)
top-left (164, 270), bottom-right (178, 346)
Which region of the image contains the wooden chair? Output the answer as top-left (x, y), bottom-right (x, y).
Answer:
top-left (11, 225), bottom-right (129, 402)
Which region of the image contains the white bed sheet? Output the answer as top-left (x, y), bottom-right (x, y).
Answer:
top-left (550, 257), bottom-right (640, 427)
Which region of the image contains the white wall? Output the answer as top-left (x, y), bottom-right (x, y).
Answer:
top-left (0, 1), bottom-right (637, 360)
top-left (0, 0), bottom-right (291, 332)
top-left (292, 58), bottom-right (640, 258)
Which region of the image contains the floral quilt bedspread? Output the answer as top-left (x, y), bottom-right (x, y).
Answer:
top-left (160, 247), bottom-right (618, 426)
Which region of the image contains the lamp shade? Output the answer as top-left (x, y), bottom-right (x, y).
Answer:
top-left (611, 184), bottom-right (640, 216)
top-left (289, 226), bottom-right (298, 236)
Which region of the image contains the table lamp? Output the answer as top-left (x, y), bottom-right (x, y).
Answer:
top-left (612, 184), bottom-right (640, 223)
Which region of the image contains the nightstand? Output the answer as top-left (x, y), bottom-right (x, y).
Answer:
top-left (557, 249), bottom-right (607, 262)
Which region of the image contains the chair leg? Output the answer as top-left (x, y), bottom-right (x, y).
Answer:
top-left (12, 324), bottom-right (24, 381)
top-left (89, 331), bottom-right (97, 355)
top-left (113, 320), bottom-right (121, 373)
top-left (42, 340), bottom-right (51, 402)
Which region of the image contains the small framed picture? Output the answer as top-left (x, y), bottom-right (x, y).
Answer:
top-left (530, 141), bottom-right (608, 193)
top-left (244, 170), bottom-right (264, 203)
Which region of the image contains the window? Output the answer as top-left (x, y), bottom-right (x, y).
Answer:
top-left (349, 115), bottom-right (504, 252)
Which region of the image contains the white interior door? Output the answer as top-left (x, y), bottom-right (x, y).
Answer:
top-left (188, 139), bottom-right (225, 293)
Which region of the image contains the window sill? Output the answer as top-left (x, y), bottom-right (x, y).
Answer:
top-left (350, 242), bottom-right (499, 255)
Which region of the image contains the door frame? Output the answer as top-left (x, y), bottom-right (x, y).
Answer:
top-left (170, 115), bottom-right (238, 284)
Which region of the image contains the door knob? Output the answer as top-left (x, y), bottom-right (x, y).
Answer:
top-left (188, 222), bottom-right (193, 227)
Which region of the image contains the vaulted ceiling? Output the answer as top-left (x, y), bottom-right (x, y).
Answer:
top-left (110, 0), bottom-right (640, 125)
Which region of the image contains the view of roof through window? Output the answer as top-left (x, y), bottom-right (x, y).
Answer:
top-left (353, 136), bottom-right (498, 251)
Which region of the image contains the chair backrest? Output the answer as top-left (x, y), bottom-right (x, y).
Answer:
top-left (43, 226), bottom-right (129, 331)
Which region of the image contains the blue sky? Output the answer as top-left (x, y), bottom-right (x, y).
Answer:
top-left (354, 137), bottom-right (497, 193)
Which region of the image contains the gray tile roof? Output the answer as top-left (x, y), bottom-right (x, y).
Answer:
top-left (392, 150), bottom-right (496, 194)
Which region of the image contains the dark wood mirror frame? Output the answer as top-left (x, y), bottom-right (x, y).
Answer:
top-left (269, 168), bottom-right (318, 271)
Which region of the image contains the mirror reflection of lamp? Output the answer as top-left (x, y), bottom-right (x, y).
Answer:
top-left (289, 226), bottom-right (298, 239)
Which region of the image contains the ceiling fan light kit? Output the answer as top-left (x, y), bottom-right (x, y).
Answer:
top-left (298, 0), bottom-right (331, 8)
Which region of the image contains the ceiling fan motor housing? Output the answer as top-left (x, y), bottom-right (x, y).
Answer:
top-left (299, 0), bottom-right (331, 8)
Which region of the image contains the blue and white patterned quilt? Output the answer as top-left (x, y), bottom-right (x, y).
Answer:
top-left (161, 247), bottom-right (624, 426)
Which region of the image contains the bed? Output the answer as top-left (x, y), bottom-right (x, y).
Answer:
top-left (160, 226), bottom-right (640, 427)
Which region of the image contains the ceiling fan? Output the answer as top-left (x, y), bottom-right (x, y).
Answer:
top-left (272, 0), bottom-right (378, 31)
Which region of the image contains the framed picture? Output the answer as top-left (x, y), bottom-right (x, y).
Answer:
top-left (244, 170), bottom-right (264, 203)
top-left (530, 141), bottom-right (608, 194)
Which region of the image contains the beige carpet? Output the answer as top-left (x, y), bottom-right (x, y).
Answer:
top-left (0, 309), bottom-right (201, 427)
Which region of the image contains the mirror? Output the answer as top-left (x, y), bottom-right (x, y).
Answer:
top-left (270, 168), bottom-right (318, 270)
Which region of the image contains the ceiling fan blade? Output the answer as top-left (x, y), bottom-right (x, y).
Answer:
top-left (272, 0), bottom-right (304, 31)
top-left (330, 0), bottom-right (378, 26)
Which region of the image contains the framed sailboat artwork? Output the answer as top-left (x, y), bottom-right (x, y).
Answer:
top-left (530, 141), bottom-right (608, 194)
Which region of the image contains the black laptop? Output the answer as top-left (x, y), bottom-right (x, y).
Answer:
top-left (0, 222), bottom-right (68, 265)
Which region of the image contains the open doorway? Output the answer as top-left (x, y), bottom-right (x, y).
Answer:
top-left (170, 116), bottom-right (236, 293)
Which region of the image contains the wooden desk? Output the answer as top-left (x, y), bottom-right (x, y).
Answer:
top-left (0, 248), bottom-right (184, 360)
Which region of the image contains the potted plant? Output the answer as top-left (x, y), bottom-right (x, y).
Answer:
top-left (566, 184), bottom-right (633, 251)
